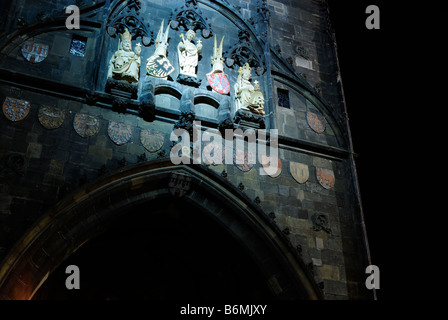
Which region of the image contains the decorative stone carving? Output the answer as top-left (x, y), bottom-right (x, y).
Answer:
top-left (73, 113), bottom-right (99, 138)
top-left (234, 63), bottom-right (265, 115)
top-left (2, 97), bottom-right (31, 122)
top-left (177, 29), bottom-right (202, 86)
top-left (38, 106), bottom-right (65, 130)
top-left (107, 28), bottom-right (142, 83)
top-left (146, 20), bottom-right (175, 78)
top-left (168, 173), bottom-right (192, 198)
top-left (141, 129), bottom-right (164, 153)
top-left (312, 213), bottom-right (332, 234)
top-left (108, 121), bottom-right (132, 146)
top-left (233, 109), bottom-right (265, 129)
top-left (224, 30), bottom-right (265, 76)
top-left (174, 88), bottom-right (196, 134)
top-left (105, 78), bottom-right (138, 99)
top-left (217, 97), bottom-right (234, 134)
top-left (206, 35), bottom-right (230, 95)
top-left (139, 79), bottom-right (156, 122)
top-left (112, 97), bottom-right (127, 114)
top-left (248, 0), bottom-right (271, 26)
top-left (106, 0), bottom-right (152, 47)
top-left (170, 0), bottom-right (212, 38)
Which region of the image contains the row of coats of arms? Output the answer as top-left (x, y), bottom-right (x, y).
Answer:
top-left (2, 97), bottom-right (335, 189)
top-left (108, 22), bottom-right (265, 115)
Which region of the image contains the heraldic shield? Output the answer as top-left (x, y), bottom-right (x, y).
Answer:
top-left (141, 129), bottom-right (164, 153)
top-left (316, 167), bottom-right (335, 189)
top-left (2, 97), bottom-right (31, 122)
top-left (233, 149), bottom-right (255, 172)
top-left (206, 72), bottom-right (230, 95)
top-left (306, 111), bottom-right (326, 134)
top-left (21, 41), bottom-right (49, 63)
top-left (108, 121), bottom-right (132, 146)
top-left (38, 106), bottom-right (65, 129)
top-left (289, 161), bottom-right (309, 184)
top-left (146, 56), bottom-right (175, 78)
top-left (202, 142), bottom-right (224, 166)
top-left (73, 113), bottom-right (99, 138)
top-left (168, 173), bottom-right (192, 198)
top-left (261, 155), bottom-right (282, 178)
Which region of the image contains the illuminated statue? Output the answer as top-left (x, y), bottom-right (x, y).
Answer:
top-left (234, 63), bottom-right (265, 114)
top-left (108, 28), bottom-right (141, 83)
top-left (177, 29), bottom-right (202, 77)
top-left (146, 20), bottom-right (175, 78)
top-left (250, 80), bottom-right (265, 114)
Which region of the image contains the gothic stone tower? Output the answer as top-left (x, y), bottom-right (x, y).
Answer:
top-left (0, 0), bottom-right (373, 300)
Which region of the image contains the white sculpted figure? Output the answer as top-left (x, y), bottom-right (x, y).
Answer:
top-left (177, 29), bottom-right (202, 77)
top-left (108, 28), bottom-right (141, 83)
top-left (234, 63), bottom-right (265, 115)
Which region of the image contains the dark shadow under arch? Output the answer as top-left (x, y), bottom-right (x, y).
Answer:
top-left (0, 160), bottom-right (322, 300)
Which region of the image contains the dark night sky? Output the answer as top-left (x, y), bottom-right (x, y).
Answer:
top-left (328, 1), bottom-right (441, 299)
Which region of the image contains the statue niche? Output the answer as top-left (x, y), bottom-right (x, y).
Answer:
top-left (176, 29), bottom-right (202, 87)
top-left (234, 63), bottom-right (265, 115)
top-left (106, 28), bottom-right (141, 99)
top-left (108, 28), bottom-right (141, 83)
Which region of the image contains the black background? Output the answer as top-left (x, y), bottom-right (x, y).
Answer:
top-left (328, 1), bottom-right (442, 300)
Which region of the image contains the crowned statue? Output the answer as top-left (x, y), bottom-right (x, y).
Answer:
top-left (108, 28), bottom-right (141, 83)
top-left (177, 29), bottom-right (202, 78)
top-left (234, 63), bottom-right (265, 115)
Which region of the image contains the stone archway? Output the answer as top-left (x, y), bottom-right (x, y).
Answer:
top-left (0, 160), bottom-right (322, 300)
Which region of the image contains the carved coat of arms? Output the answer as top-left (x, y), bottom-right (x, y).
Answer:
top-left (2, 97), bottom-right (31, 122)
top-left (307, 111), bottom-right (326, 133)
top-left (73, 113), bottom-right (99, 138)
top-left (261, 155), bottom-right (282, 177)
top-left (140, 129), bottom-right (164, 152)
top-left (289, 161), bottom-right (309, 184)
top-left (146, 55), bottom-right (175, 78)
top-left (316, 167), bottom-right (335, 189)
top-left (206, 72), bottom-right (230, 95)
top-left (146, 20), bottom-right (174, 78)
top-left (233, 149), bottom-right (255, 172)
top-left (21, 41), bottom-right (49, 63)
top-left (108, 121), bottom-right (132, 146)
top-left (168, 173), bottom-right (192, 198)
top-left (38, 106), bottom-right (65, 129)
top-left (202, 142), bottom-right (224, 166)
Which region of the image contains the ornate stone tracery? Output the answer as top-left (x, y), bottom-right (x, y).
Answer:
top-left (224, 30), bottom-right (266, 76)
top-left (169, 0), bottom-right (213, 38)
top-left (106, 0), bottom-right (153, 46)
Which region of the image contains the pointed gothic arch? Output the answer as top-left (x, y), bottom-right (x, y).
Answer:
top-left (0, 160), bottom-right (322, 300)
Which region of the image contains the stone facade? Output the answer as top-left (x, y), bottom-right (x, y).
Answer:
top-left (0, 0), bottom-right (372, 299)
